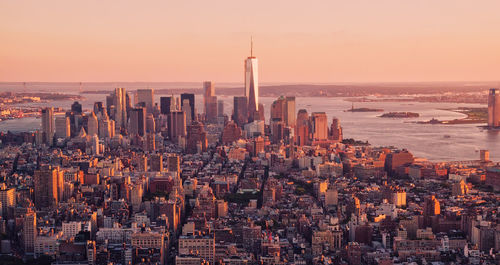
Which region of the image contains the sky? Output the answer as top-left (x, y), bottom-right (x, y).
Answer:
top-left (1, 0), bottom-right (500, 83)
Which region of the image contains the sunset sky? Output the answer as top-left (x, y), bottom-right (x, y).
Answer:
top-left (1, 0), bottom-right (500, 83)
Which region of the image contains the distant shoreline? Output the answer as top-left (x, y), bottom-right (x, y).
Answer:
top-left (417, 107), bottom-right (488, 125)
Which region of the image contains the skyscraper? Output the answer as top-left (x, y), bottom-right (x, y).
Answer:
top-left (270, 120), bottom-right (285, 144)
top-left (0, 184), bottom-right (15, 218)
top-left (182, 99), bottom-right (193, 125)
top-left (93, 101), bottom-right (104, 116)
top-left (146, 113), bottom-right (155, 133)
top-left (98, 110), bottom-right (114, 139)
top-left (87, 112), bottom-right (99, 136)
top-left (55, 116), bottom-right (70, 139)
top-left (129, 107), bottom-right (146, 137)
top-left (245, 38), bottom-right (259, 120)
top-left (136, 89), bottom-right (154, 113)
top-left (310, 112), bottom-right (328, 141)
top-left (271, 96), bottom-right (285, 122)
top-left (71, 101), bottom-right (83, 114)
top-left (106, 95), bottom-right (114, 119)
top-left (423, 195), bottom-right (440, 228)
top-left (204, 80), bottom-right (217, 123)
top-left (111, 87), bottom-right (127, 130)
top-left (205, 96), bottom-right (218, 123)
top-left (329, 117), bottom-right (343, 142)
top-left (23, 211), bottom-right (36, 253)
top-left (296, 112), bottom-right (309, 146)
top-left (186, 121), bottom-right (208, 154)
top-left (217, 100), bottom-right (224, 117)
top-left (221, 121), bottom-right (241, 144)
top-left (488, 88), bottom-right (500, 128)
top-left (145, 133), bottom-right (156, 152)
top-left (204, 81), bottom-right (215, 108)
top-left (168, 111), bottom-right (187, 141)
top-left (34, 166), bottom-right (59, 209)
top-left (160, 96), bottom-right (173, 115)
top-left (41, 107), bottom-right (54, 146)
top-left (181, 93), bottom-right (195, 121)
top-left (285, 96), bottom-right (296, 127)
top-left (233, 96), bottom-right (248, 127)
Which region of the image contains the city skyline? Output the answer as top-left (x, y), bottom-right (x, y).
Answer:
top-left (0, 2), bottom-right (499, 264)
top-left (2, 1), bottom-right (500, 83)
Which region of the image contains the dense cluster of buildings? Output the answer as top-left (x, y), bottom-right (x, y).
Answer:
top-left (0, 48), bottom-right (498, 265)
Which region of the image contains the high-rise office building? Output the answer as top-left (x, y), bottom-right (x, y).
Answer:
top-left (129, 107), bottom-right (146, 137)
top-left (203, 81), bottom-right (215, 110)
top-left (91, 135), bottom-right (100, 155)
top-left (98, 111), bottom-right (114, 139)
top-left (41, 107), bottom-right (54, 146)
top-left (233, 96), bottom-right (248, 127)
top-left (205, 96), bottom-right (218, 123)
top-left (125, 92), bottom-right (133, 115)
top-left (182, 99), bottom-right (193, 125)
top-left (222, 121), bottom-right (241, 144)
top-left (71, 101), bottom-right (83, 114)
top-left (245, 39), bottom-right (259, 119)
top-left (145, 133), bottom-right (156, 152)
top-left (488, 88), bottom-right (500, 127)
top-left (110, 87), bottom-right (127, 130)
top-left (270, 120), bottom-right (285, 144)
top-left (160, 96), bottom-right (173, 115)
top-left (310, 112), bottom-right (328, 141)
top-left (295, 109), bottom-right (309, 146)
top-left (23, 211), bottom-right (37, 253)
top-left (285, 96), bottom-right (296, 127)
top-left (181, 93), bottom-right (195, 122)
top-left (329, 117), bottom-right (343, 142)
top-left (146, 113), bottom-right (155, 133)
top-left (105, 95), bottom-right (114, 117)
top-left (271, 97), bottom-right (285, 122)
top-left (55, 116), bottom-right (70, 139)
top-left (204, 81), bottom-right (215, 97)
top-left (217, 100), bottom-right (224, 117)
top-left (0, 184), bottom-right (15, 218)
top-left (93, 102), bottom-right (104, 116)
top-left (87, 112), bottom-right (99, 136)
top-left (423, 195), bottom-right (440, 228)
top-left (204, 82), bottom-right (217, 122)
top-left (34, 166), bottom-right (59, 209)
top-left (136, 89), bottom-right (154, 113)
top-left (168, 111), bottom-right (187, 141)
top-left (186, 121), bottom-right (207, 154)
top-left (423, 195), bottom-right (440, 216)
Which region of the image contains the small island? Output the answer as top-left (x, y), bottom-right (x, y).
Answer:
top-left (379, 112), bottom-right (420, 118)
top-left (345, 107), bottom-right (384, 112)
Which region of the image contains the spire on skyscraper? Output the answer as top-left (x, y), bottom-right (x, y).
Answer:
top-left (250, 36), bottom-right (253, 58)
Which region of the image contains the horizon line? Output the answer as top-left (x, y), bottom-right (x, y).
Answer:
top-left (1, 80), bottom-right (500, 85)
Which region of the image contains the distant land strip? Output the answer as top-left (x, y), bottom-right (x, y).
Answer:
top-left (81, 83), bottom-right (495, 97)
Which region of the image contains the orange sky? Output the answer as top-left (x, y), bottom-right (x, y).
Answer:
top-left (1, 0), bottom-right (500, 83)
